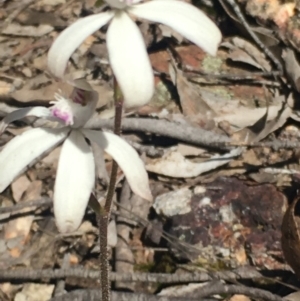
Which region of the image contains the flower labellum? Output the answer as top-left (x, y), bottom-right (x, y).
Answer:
top-left (0, 80), bottom-right (152, 233)
top-left (48, 0), bottom-right (222, 108)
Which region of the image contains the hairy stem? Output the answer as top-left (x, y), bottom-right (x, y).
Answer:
top-left (99, 210), bottom-right (110, 301)
top-left (99, 78), bottom-right (123, 301)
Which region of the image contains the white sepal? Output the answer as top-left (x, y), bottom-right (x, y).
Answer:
top-left (0, 107), bottom-right (51, 134)
top-left (83, 129), bottom-right (152, 201)
top-left (48, 12), bottom-right (113, 78)
top-left (105, 0), bottom-right (127, 9)
top-left (131, 0), bottom-right (222, 56)
top-left (107, 12), bottom-right (154, 107)
top-left (54, 130), bottom-right (95, 233)
top-left (0, 128), bottom-right (68, 192)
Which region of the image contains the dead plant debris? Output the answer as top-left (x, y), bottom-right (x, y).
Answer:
top-left (1, 0), bottom-right (300, 300)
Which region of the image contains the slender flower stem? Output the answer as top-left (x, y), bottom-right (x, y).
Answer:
top-left (99, 78), bottom-right (124, 301)
top-left (104, 80), bottom-right (123, 215)
top-left (99, 207), bottom-right (110, 301)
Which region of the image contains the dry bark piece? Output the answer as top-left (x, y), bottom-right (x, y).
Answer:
top-left (153, 187), bottom-right (192, 217)
top-left (162, 177), bottom-right (286, 265)
top-left (281, 196), bottom-right (300, 278)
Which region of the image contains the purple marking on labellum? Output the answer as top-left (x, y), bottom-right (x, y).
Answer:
top-left (72, 89), bottom-right (85, 104)
top-left (51, 107), bottom-right (72, 125)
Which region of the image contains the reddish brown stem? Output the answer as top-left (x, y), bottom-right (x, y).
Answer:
top-left (99, 77), bottom-right (123, 301)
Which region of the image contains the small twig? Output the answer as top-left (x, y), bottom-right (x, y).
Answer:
top-left (227, 139), bottom-right (300, 150)
top-left (86, 117), bottom-right (300, 150)
top-left (190, 77), bottom-right (280, 87)
top-left (86, 117), bottom-right (231, 150)
top-left (48, 282), bottom-right (285, 301)
top-left (182, 67), bottom-right (282, 79)
top-left (0, 197), bottom-right (52, 214)
top-left (153, 68), bottom-right (281, 87)
top-left (2, 106), bottom-right (296, 151)
top-left (49, 290), bottom-right (216, 301)
top-left (190, 281), bottom-right (284, 301)
top-left (54, 253), bottom-right (70, 297)
top-left (223, 0), bottom-right (283, 73)
top-left (0, 266), bottom-right (272, 282)
top-left (178, 68), bottom-right (281, 86)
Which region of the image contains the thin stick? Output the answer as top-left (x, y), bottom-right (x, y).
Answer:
top-left (86, 117), bottom-right (300, 150)
top-left (224, 0), bottom-right (283, 73)
top-left (99, 78), bottom-right (123, 301)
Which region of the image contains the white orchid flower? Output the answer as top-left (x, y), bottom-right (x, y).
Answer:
top-left (0, 80), bottom-right (152, 233)
top-left (48, 0), bottom-right (222, 108)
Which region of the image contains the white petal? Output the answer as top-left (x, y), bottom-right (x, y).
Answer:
top-left (48, 12), bottom-right (113, 78)
top-left (131, 0), bottom-right (222, 56)
top-left (107, 12), bottom-right (154, 107)
top-left (91, 141), bottom-right (109, 182)
top-left (54, 130), bottom-right (95, 233)
top-left (0, 128), bottom-right (67, 193)
top-left (105, 0), bottom-right (127, 9)
top-left (82, 129), bottom-right (152, 201)
top-left (0, 107), bottom-right (51, 134)
top-left (105, 0), bottom-right (142, 9)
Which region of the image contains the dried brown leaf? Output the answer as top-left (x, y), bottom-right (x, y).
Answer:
top-left (11, 175), bottom-right (31, 203)
top-left (169, 62), bottom-right (216, 119)
top-left (232, 97), bottom-right (291, 143)
top-left (281, 196), bottom-right (300, 278)
top-left (282, 48), bottom-right (300, 92)
top-left (227, 37), bottom-right (271, 71)
top-left (228, 48), bottom-right (265, 70)
top-left (254, 104), bottom-right (291, 142)
top-left (197, 88), bottom-right (281, 131)
top-left (177, 143), bottom-right (205, 157)
top-left (2, 23), bottom-right (53, 37)
top-left (146, 148), bottom-right (242, 178)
